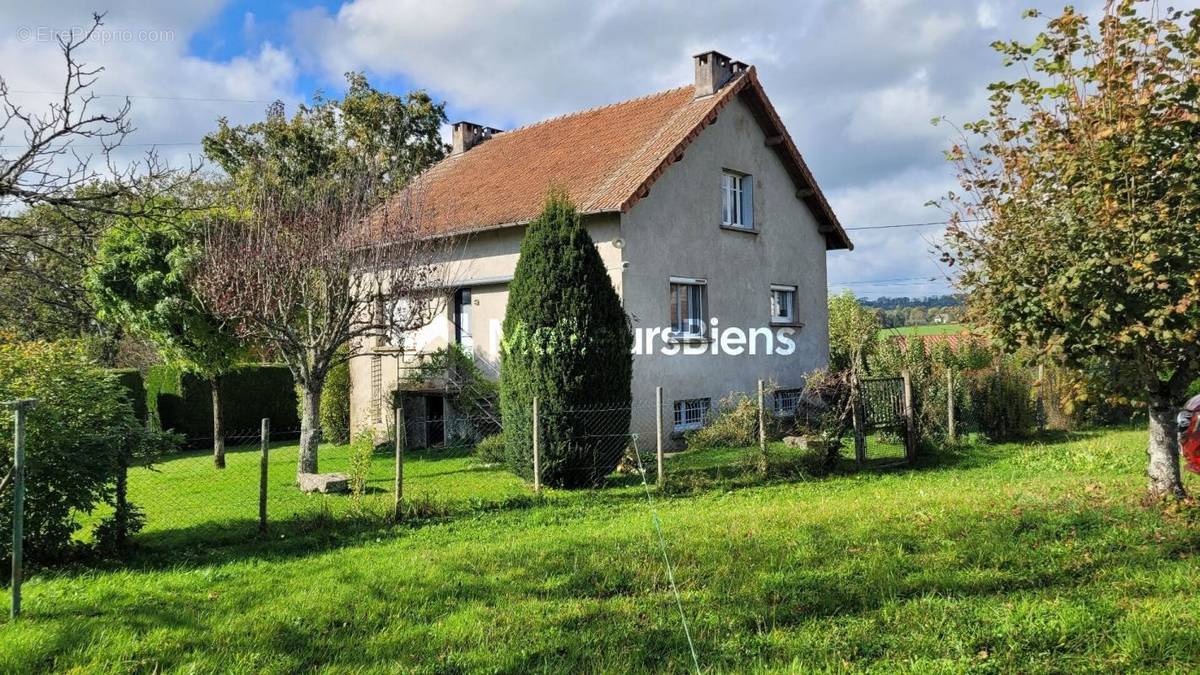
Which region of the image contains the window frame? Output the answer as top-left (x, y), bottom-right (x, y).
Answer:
top-left (669, 276), bottom-right (708, 339)
top-left (770, 284), bottom-right (798, 325)
top-left (673, 398), bottom-right (711, 431)
top-left (721, 169), bottom-right (754, 231)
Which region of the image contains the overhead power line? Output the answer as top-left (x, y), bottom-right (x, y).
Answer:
top-left (844, 217), bottom-right (988, 231)
top-left (5, 89), bottom-right (272, 104)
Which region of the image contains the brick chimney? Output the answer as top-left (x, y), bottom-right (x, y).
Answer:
top-left (694, 50), bottom-right (746, 98)
top-left (451, 121), bottom-right (501, 155)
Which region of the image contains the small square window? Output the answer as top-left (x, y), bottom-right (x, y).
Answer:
top-left (722, 171), bottom-right (753, 229)
top-left (774, 388), bottom-right (804, 417)
top-left (670, 279), bottom-right (707, 337)
top-left (674, 398), bottom-right (711, 431)
top-left (771, 285), bottom-right (797, 324)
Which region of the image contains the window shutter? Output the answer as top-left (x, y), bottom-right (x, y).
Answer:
top-left (741, 177), bottom-right (754, 228)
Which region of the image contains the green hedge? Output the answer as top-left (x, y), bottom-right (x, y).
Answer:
top-left (147, 364), bottom-right (300, 444)
top-left (108, 368), bottom-right (147, 424)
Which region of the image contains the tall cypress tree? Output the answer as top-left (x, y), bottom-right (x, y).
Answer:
top-left (500, 191), bottom-right (633, 487)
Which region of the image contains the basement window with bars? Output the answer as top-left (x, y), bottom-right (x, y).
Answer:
top-left (773, 388), bottom-right (804, 417)
top-left (721, 170), bottom-right (753, 229)
top-left (674, 398), bottom-right (711, 432)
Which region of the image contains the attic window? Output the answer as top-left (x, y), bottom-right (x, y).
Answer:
top-left (721, 170), bottom-right (753, 229)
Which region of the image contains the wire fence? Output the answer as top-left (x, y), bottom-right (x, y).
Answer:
top-left (0, 377), bottom-right (943, 572)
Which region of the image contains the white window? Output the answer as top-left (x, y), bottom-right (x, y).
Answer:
top-left (674, 398), bottom-right (711, 431)
top-left (771, 285), bottom-right (797, 324)
top-left (721, 171), bottom-right (753, 229)
top-left (670, 278), bottom-right (707, 337)
top-left (774, 388), bottom-right (804, 417)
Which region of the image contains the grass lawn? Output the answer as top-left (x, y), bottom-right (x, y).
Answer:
top-left (878, 322), bottom-right (967, 337)
top-left (4, 428), bottom-right (1200, 672)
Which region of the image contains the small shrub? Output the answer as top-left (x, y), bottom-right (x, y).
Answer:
top-left (687, 392), bottom-right (779, 450)
top-left (1, 339), bottom-right (175, 565)
top-left (963, 365), bottom-right (1035, 441)
top-left (347, 432), bottom-right (374, 502)
top-left (474, 433), bottom-right (506, 465)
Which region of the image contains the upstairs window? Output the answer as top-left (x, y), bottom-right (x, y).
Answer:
top-left (670, 278), bottom-right (707, 337)
top-left (721, 170), bottom-right (753, 229)
top-left (770, 285), bottom-right (797, 324)
top-left (674, 398), bottom-right (711, 431)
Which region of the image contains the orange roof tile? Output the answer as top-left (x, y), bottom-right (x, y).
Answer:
top-left (398, 67), bottom-right (851, 250)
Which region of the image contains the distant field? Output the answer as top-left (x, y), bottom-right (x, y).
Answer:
top-left (879, 322), bottom-right (966, 337)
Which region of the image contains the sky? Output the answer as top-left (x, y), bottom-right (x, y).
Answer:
top-left (2, 0), bottom-right (1192, 298)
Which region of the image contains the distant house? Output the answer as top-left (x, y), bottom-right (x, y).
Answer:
top-left (350, 51), bottom-right (852, 444)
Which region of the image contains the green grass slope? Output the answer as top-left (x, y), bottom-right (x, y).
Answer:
top-left (3, 429), bottom-right (1200, 672)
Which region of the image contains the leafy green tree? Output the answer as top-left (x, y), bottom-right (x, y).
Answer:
top-left (939, 1), bottom-right (1200, 497)
top-left (828, 291), bottom-right (880, 373)
top-left (203, 72), bottom-right (446, 196)
top-left (87, 212), bottom-right (243, 468)
top-left (500, 192), bottom-right (633, 487)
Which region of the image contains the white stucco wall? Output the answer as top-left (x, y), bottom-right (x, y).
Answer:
top-left (620, 94), bottom-right (831, 430)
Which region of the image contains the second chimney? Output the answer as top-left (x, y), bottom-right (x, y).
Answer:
top-left (451, 121), bottom-right (501, 155)
top-left (693, 50), bottom-right (736, 98)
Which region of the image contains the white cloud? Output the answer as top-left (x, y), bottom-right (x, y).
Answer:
top-left (976, 2), bottom-right (999, 29)
top-left (0, 1), bottom-right (300, 172)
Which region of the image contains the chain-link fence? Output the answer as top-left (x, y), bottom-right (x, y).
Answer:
top-left (2, 376), bottom-right (933, 577)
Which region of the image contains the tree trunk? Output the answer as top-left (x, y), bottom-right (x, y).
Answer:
top-left (1147, 393), bottom-right (1186, 500)
top-left (211, 376), bottom-right (225, 470)
top-left (298, 381), bottom-right (322, 476)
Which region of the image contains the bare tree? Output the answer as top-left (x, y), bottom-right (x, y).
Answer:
top-left (193, 176), bottom-right (446, 477)
top-left (0, 13), bottom-right (196, 348)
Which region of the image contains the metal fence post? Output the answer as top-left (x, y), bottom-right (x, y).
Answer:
top-left (532, 397), bottom-right (541, 494)
top-left (946, 368), bottom-right (956, 442)
top-left (655, 386), bottom-right (664, 486)
top-left (6, 398), bottom-right (36, 620)
top-left (259, 418), bottom-right (269, 533)
top-left (394, 404), bottom-right (405, 520)
top-left (757, 379), bottom-right (768, 475)
top-left (902, 370), bottom-right (916, 462)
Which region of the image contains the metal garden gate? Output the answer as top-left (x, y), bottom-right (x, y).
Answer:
top-left (851, 372), bottom-right (916, 466)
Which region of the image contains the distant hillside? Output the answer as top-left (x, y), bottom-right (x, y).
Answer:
top-left (860, 295), bottom-right (964, 310)
top-left (860, 295), bottom-right (965, 329)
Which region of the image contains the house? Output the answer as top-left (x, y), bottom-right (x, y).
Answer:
top-left (349, 51), bottom-right (852, 446)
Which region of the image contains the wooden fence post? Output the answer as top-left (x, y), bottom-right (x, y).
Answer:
top-left (259, 418), bottom-right (269, 533)
top-left (394, 404), bottom-right (406, 520)
top-left (655, 386), bottom-right (664, 486)
top-left (851, 374), bottom-right (866, 466)
top-left (902, 370), bottom-right (916, 462)
top-left (946, 368), bottom-right (956, 442)
top-left (757, 380), bottom-right (768, 475)
top-left (6, 398), bottom-right (36, 620)
top-left (532, 397), bottom-right (541, 494)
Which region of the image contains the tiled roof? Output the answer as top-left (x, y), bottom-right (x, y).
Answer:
top-left (398, 67), bottom-right (851, 250)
